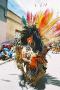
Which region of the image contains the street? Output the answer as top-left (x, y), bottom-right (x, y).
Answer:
top-left (0, 60), bottom-right (21, 90)
top-left (0, 50), bottom-right (60, 90)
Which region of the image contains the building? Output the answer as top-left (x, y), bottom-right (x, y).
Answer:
top-left (7, 10), bottom-right (23, 41)
top-left (0, 0), bottom-right (23, 44)
top-left (0, 0), bottom-right (7, 43)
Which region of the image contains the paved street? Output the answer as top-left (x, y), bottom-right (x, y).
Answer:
top-left (45, 51), bottom-right (60, 90)
top-left (0, 60), bottom-right (21, 90)
top-left (0, 51), bottom-right (60, 90)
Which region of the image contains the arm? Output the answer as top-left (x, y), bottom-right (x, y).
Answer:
top-left (22, 58), bottom-right (30, 63)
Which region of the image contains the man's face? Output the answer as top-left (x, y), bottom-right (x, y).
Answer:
top-left (27, 36), bottom-right (33, 45)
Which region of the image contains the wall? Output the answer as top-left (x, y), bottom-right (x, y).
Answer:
top-left (0, 0), bottom-right (7, 44)
top-left (7, 10), bottom-right (23, 41)
top-left (0, 0), bottom-right (23, 43)
top-left (0, 21), bottom-right (7, 44)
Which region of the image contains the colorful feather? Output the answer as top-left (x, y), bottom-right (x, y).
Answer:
top-left (22, 9), bottom-right (60, 49)
top-left (39, 9), bottom-right (53, 31)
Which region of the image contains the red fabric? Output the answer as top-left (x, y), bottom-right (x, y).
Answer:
top-left (29, 56), bottom-right (38, 69)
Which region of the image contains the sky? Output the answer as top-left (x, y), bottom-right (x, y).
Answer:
top-left (8, 0), bottom-right (60, 18)
top-left (8, 0), bottom-right (26, 18)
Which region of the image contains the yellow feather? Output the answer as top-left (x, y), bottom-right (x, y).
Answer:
top-left (41, 17), bottom-right (60, 36)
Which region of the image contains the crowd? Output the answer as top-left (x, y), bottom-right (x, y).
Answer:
top-left (0, 44), bottom-right (15, 60)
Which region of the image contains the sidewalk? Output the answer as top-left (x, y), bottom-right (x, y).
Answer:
top-left (0, 59), bottom-right (13, 65)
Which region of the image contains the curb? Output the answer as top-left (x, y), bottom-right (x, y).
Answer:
top-left (0, 59), bottom-right (13, 65)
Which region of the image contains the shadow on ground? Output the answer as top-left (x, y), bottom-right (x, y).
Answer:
top-left (35, 74), bottom-right (60, 90)
top-left (46, 74), bottom-right (60, 86)
top-left (18, 74), bottom-right (60, 90)
top-left (0, 79), bottom-right (11, 82)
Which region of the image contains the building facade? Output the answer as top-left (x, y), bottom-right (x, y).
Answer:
top-left (0, 0), bottom-right (7, 43)
top-left (7, 10), bottom-right (23, 41)
top-left (0, 0), bottom-right (23, 43)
